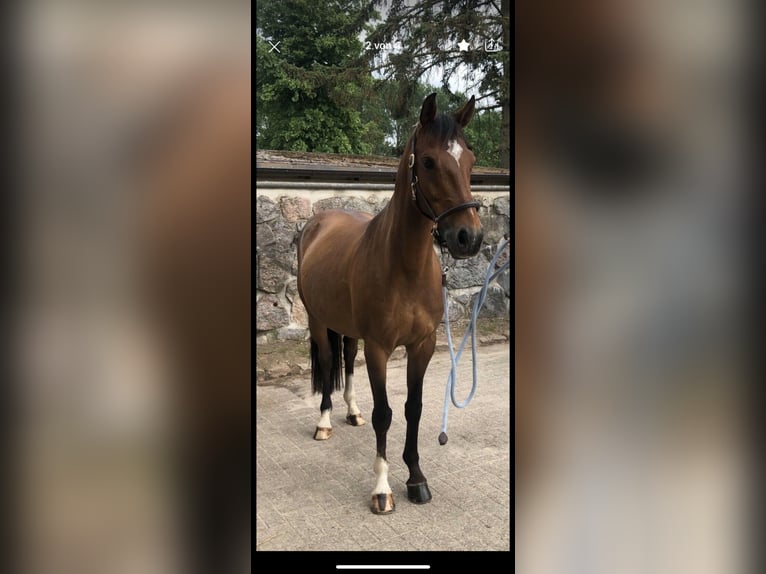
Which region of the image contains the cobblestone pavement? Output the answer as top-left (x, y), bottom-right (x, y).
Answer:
top-left (255, 343), bottom-right (510, 551)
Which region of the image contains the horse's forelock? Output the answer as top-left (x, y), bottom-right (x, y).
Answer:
top-left (422, 113), bottom-right (466, 148)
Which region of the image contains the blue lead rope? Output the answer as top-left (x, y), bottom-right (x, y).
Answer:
top-left (438, 236), bottom-right (511, 445)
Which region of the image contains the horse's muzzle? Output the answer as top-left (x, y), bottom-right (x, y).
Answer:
top-left (444, 226), bottom-right (483, 259)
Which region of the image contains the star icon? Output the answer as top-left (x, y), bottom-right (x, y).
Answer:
top-left (457, 39), bottom-right (470, 52)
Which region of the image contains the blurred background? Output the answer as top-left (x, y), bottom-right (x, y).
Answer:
top-left (515, 0), bottom-right (753, 573)
top-left (13, 2), bottom-right (249, 573)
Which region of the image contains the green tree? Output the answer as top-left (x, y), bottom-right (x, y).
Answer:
top-left (256, 1), bottom-right (381, 153)
top-left (358, 78), bottom-right (397, 156)
top-left (464, 108), bottom-right (502, 168)
top-left (367, 0), bottom-right (510, 168)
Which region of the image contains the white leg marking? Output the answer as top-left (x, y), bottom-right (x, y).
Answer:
top-left (343, 374), bottom-right (361, 416)
top-left (317, 409), bottom-right (332, 428)
top-left (447, 139), bottom-right (464, 167)
top-left (372, 456), bottom-right (392, 495)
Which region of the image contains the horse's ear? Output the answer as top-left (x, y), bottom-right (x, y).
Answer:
top-left (454, 96), bottom-right (476, 127)
top-left (419, 93), bottom-right (438, 126)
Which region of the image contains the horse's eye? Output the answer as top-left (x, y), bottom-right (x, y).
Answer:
top-left (423, 157), bottom-right (435, 169)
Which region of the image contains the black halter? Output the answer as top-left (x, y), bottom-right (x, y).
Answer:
top-left (408, 126), bottom-right (480, 245)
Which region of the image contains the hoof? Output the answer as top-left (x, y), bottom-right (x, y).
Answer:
top-left (346, 413), bottom-right (366, 426)
top-left (370, 493), bottom-right (395, 514)
top-left (313, 427), bottom-right (332, 440)
top-left (407, 482), bottom-right (432, 504)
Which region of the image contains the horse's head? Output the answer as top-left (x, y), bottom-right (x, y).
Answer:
top-left (408, 93), bottom-right (484, 259)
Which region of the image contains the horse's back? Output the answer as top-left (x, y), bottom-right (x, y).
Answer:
top-left (299, 209), bottom-right (372, 259)
top-left (297, 209), bottom-right (373, 335)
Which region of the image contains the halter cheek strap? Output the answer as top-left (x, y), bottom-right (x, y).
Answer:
top-left (409, 127), bottom-right (480, 244)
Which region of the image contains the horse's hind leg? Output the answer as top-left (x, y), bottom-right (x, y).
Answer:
top-left (309, 319), bottom-right (343, 440)
top-left (343, 336), bottom-right (365, 426)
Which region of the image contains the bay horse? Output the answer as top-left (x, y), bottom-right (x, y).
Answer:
top-left (297, 94), bottom-right (484, 514)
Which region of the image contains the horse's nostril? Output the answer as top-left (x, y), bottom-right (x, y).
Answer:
top-left (457, 228), bottom-right (469, 247)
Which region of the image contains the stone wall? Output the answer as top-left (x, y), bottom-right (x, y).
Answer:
top-left (256, 191), bottom-right (510, 343)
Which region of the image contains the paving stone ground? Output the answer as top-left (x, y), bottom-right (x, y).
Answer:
top-left (255, 342), bottom-right (510, 551)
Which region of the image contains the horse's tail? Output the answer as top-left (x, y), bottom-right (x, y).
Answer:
top-left (310, 329), bottom-right (344, 395)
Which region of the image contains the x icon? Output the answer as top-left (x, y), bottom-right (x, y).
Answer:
top-left (268, 40), bottom-right (281, 53)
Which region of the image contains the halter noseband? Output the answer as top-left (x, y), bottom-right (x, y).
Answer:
top-left (408, 126), bottom-right (480, 245)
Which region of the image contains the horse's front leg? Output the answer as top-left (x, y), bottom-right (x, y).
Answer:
top-left (364, 341), bottom-right (394, 514)
top-left (403, 333), bottom-right (436, 504)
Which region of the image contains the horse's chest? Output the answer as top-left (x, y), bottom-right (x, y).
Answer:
top-left (359, 290), bottom-right (442, 347)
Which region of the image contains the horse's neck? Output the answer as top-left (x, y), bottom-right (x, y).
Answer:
top-left (373, 163), bottom-right (437, 276)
